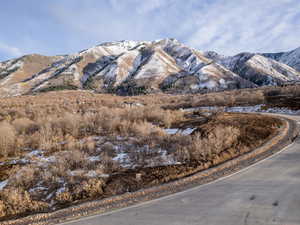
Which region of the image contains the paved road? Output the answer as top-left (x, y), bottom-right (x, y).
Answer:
top-left (64, 114), bottom-right (300, 225)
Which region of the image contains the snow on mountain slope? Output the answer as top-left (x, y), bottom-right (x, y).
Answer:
top-left (4, 39), bottom-right (299, 97)
top-left (263, 47), bottom-right (300, 72)
top-left (242, 55), bottom-right (300, 85)
top-left (204, 51), bottom-right (300, 86)
top-left (158, 39), bottom-right (255, 92)
top-left (0, 54), bottom-right (64, 97)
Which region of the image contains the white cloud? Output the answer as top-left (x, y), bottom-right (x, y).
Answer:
top-left (44, 0), bottom-right (300, 55)
top-left (184, 0), bottom-right (300, 54)
top-left (0, 43), bottom-right (23, 58)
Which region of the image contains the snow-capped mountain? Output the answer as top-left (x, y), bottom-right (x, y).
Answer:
top-left (262, 47), bottom-right (300, 72)
top-left (204, 50), bottom-right (300, 86)
top-left (0, 39), bottom-right (256, 97)
top-left (0, 39), bottom-right (299, 97)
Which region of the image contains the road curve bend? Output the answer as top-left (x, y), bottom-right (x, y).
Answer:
top-left (63, 114), bottom-right (300, 225)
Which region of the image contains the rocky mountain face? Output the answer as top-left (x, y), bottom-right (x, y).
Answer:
top-left (204, 49), bottom-right (300, 86)
top-left (0, 39), bottom-right (299, 97)
top-left (262, 47), bottom-right (300, 72)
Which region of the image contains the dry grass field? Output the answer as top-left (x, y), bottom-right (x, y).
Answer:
top-left (0, 88), bottom-right (288, 220)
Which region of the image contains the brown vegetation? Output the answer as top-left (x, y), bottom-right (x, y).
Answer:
top-left (0, 90), bottom-right (284, 220)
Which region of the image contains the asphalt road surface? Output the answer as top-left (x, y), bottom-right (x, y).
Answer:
top-left (63, 114), bottom-right (300, 225)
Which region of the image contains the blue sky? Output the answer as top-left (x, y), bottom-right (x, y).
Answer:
top-left (0, 0), bottom-right (300, 61)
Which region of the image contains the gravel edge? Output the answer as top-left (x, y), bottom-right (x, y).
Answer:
top-left (2, 115), bottom-right (299, 225)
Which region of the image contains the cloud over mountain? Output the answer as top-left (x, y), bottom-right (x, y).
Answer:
top-left (0, 0), bottom-right (299, 61)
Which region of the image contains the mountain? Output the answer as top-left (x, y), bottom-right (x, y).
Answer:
top-left (0, 39), bottom-right (256, 97)
top-left (1, 39), bottom-right (300, 97)
top-left (262, 47), bottom-right (300, 72)
top-left (204, 50), bottom-right (300, 86)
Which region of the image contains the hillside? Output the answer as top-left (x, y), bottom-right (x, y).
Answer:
top-left (204, 51), bottom-right (300, 86)
top-left (0, 39), bottom-right (300, 97)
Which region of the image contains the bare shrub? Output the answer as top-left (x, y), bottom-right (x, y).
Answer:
top-left (174, 125), bottom-right (240, 162)
top-left (9, 166), bottom-right (37, 190)
top-left (54, 188), bottom-right (73, 204)
top-left (58, 112), bottom-right (83, 137)
top-left (54, 150), bottom-right (88, 171)
top-left (0, 121), bottom-right (16, 157)
top-left (0, 90), bottom-right (285, 220)
top-left (12, 118), bottom-right (39, 135)
top-left (75, 178), bottom-right (105, 198)
top-left (130, 121), bottom-right (165, 137)
top-left (0, 188), bottom-right (47, 218)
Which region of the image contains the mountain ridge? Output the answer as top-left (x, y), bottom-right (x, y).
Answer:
top-left (0, 39), bottom-right (299, 97)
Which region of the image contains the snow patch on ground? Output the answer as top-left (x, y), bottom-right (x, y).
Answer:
top-left (27, 150), bottom-right (43, 157)
top-left (88, 156), bottom-right (101, 162)
top-left (0, 180), bottom-right (8, 191)
top-left (165, 128), bottom-right (196, 135)
top-left (185, 104), bottom-right (300, 115)
top-left (165, 128), bottom-right (179, 135)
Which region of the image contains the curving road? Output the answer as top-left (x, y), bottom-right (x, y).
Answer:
top-left (63, 114), bottom-right (300, 225)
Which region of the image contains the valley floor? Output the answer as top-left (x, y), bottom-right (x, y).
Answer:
top-left (0, 87), bottom-right (299, 221)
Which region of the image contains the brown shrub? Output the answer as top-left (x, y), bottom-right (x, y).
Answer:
top-left (0, 188), bottom-right (48, 218)
top-left (54, 188), bottom-right (73, 204)
top-left (12, 118), bottom-right (39, 135)
top-left (80, 178), bottom-right (105, 197)
top-left (130, 121), bottom-right (165, 137)
top-left (0, 121), bottom-right (16, 157)
top-left (54, 150), bottom-right (88, 171)
top-left (9, 166), bottom-right (37, 190)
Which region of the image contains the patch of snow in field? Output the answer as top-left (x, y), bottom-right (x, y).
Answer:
top-left (146, 149), bottom-right (181, 167)
top-left (165, 128), bottom-right (196, 135)
top-left (226, 105), bottom-right (300, 115)
top-left (185, 105), bottom-right (300, 115)
top-left (39, 156), bottom-right (56, 163)
top-left (45, 192), bottom-right (55, 200)
top-left (0, 180), bottom-right (8, 191)
top-left (260, 107), bottom-right (300, 115)
top-left (165, 128), bottom-right (179, 135)
top-left (99, 174), bottom-right (110, 178)
top-left (88, 156), bottom-right (101, 162)
top-left (27, 150), bottom-right (43, 157)
top-left (184, 106), bottom-right (219, 112)
top-left (116, 136), bottom-right (126, 141)
top-left (56, 186), bottom-right (66, 195)
top-left (225, 105), bottom-right (263, 113)
top-left (85, 170), bottom-right (98, 178)
top-left (113, 152), bottom-right (131, 168)
top-left (8, 158), bottom-right (30, 165)
top-left (68, 170), bottom-right (85, 177)
top-left (182, 128), bottom-right (196, 135)
top-left (86, 170), bottom-right (97, 177)
top-left (157, 149), bottom-right (180, 166)
top-left (29, 186), bottom-right (48, 193)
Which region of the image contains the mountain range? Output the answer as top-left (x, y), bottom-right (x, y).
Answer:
top-left (0, 39), bottom-right (299, 97)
